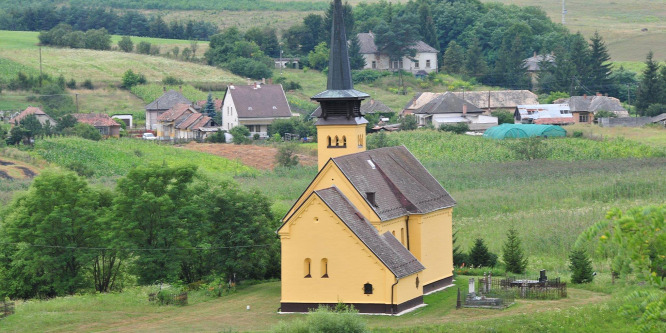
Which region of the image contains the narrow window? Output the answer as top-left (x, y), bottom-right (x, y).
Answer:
top-left (426, 60), bottom-right (431, 68)
top-left (358, 134), bottom-right (363, 147)
top-left (321, 258), bottom-right (328, 278)
top-left (392, 230), bottom-right (396, 237)
top-left (414, 60), bottom-right (419, 69)
top-left (304, 258), bottom-right (311, 278)
top-left (364, 283), bottom-right (373, 294)
top-left (335, 135), bottom-right (339, 146)
top-left (372, 61), bottom-right (376, 69)
top-left (416, 276), bottom-right (420, 289)
top-left (342, 136), bottom-right (347, 147)
top-left (401, 228), bottom-right (405, 245)
top-left (327, 136), bottom-right (332, 147)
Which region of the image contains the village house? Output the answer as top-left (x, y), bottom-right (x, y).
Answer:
top-left (404, 92), bottom-right (498, 131)
top-left (278, 1), bottom-right (455, 315)
top-left (9, 106), bottom-right (57, 127)
top-left (524, 52), bottom-right (555, 88)
top-left (357, 32), bottom-right (439, 74)
top-left (514, 104), bottom-right (574, 125)
top-left (155, 103), bottom-right (213, 141)
top-left (221, 83), bottom-right (293, 138)
top-left (404, 90), bottom-right (539, 115)
top-left (554, 94), bottom-right (629, 123)
top-left (72, 113), bottom-right (121, 138)
top-left (144, 89), bottom-right (198, 130)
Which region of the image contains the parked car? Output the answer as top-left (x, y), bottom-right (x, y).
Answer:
top-left (142, 133), bottom-right (157, 140)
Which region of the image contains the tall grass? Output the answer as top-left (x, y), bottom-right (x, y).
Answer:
top-left (34, 137), bottom-right (257, 179)
top-left (130, 84), bottom-right (225, 103)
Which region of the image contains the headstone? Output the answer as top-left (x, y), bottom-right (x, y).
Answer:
top-left (468, 278), bottom-right (475, 296)
top-left (539, 270), bottom-right (547, 283)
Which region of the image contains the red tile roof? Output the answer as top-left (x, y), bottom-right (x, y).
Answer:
top-left (10, 106), bottom-right (47, 123)
top-left (72, 113), bottom-right (120, 127)
top-left (157, 103), bottom-right (195, 122)
top-left (195, 99), bottom-right (223, 111)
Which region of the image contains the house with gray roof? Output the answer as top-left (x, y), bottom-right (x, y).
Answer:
top-left (554, 94), bottom-right (629, 123)
top-left (221, 83), bottom-right (294, 138)
top-left (357, 32), bottom-right (439, 73)
top-left (404, 90), bottom-right (539, 115)
top-left (144, 90), bottom-right (198, 130)
top-left (407, 92), bottom-right (498, 131)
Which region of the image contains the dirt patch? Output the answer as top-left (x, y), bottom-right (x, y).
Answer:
top-left (0, 170), bottom-right (14, 180)
top-left (183, 142), bottom-right (317, 170)
top-left (0, 159), bottom-right (15, 166)
top-left (16, 166), bottom-right (36, 178)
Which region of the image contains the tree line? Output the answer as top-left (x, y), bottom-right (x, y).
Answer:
top-left (0, 5), bottom-right (218, 40)
top-left (0, 165), bottom-right (279, 299)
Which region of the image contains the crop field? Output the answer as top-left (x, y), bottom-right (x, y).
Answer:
top-left (33, 137), bottom-right (257, 179)
top-left (0, 31), bottom-right (241, 85)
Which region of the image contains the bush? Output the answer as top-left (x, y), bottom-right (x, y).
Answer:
top-left (366, 131), bottom-right (396, 150)
top-left (73, 123), bottom-right (102, 141)
top-left (226, 58), bottom-right (273, 80)
top-left (65, 161), bottom-right (94, 177)
top-left (572, 130), bottom-right (584, 138)
top-left (137, 41), bottom-right (152, 55)
top-left (82, 79), bottom-right (94, 89)
top-left (66, 78), bottom-right (76, 89)
top-left (230, 125), bottom-right (250, 144)
top-left (468, 238), bottom-right (498, 268)
top-left (494, 110), bottom-right (514, 124)
top-left (206, 130), bottom-right (227, 143)
top-left (272, 306), bottom-right (367, 333)
top-left (645, 103), bottom-right (666, 117)
top-left (595, 110), bottom-right (617, 119)
top-left (507, 137), bottom-right (552, 160)
top-left (569, 249), bottom-right (594, 283)
top-left (253, 133), bottom-right (260, 140)
top-left (118, 36), bottom-right (134, 52)
top-left (400, 114), bottom-right (418, 131)
top-left (276, 143), bottom-right (299, 167)
top-left (162, 76), bottom-right (184, 86)
top-left (439, 122), bottom-right (469, 134)
top-left (121, 69), bottom-right (147, 89)
top-left (352, 69), bottom-right (391, 84)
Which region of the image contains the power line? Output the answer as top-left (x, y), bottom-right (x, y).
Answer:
top-left (0, 242), bottom-right (273, 252)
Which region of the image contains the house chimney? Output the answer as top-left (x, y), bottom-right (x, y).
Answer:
top-left (247, 78), bottom-right (251, 85)
top-left (253, 82), bottom-right (258, 89)
top-left (463, 104), bottom-right (467, 115)
top-left (583, 93), bottom-right (587, 99)
top-left (534, 51), bottom-right (537, 57)
top-left (262, 78), bottom-right (266, 84)
top-left (596, 92), bottom-right (602, 96)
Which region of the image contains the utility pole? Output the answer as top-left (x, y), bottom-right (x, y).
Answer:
top-left (75, 93), bottom-right (79, 112)
top-left (39, 46), bottom-right (43, 87)
top-left (562, 0), bottom-right (567, 25)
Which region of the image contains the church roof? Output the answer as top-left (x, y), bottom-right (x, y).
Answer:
top-left (315, 186), bottom-right (424, 278)
top-left (332, 146), bottom-right (456, 221)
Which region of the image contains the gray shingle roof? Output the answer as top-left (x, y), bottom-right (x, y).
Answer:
top-left (555, 96), bottom-right (627, 113)
top-left (227, 84), bottom-right (293, 119)
top-left (315, 186), bottom-right (425, 278)
top-left (332, 146), bottom-right (456, 221)
top-left (357, 32), bottom-right (438, 54)
top-left (415, 92), bottom-right (483, 114)
top-left (145, 90), bottom-right (193, 111)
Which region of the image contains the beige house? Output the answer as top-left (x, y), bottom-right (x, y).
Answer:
top-left (554, 95), bottom-right (629, 123)
top-left (221, 83), bottom-right (293, 138)
top-left (357, 32), bottom-right (439, 74)
top-left (145, 90), bottom-right (198, 130)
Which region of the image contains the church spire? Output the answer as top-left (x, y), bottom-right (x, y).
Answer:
top-left (327, 0), bottom-right (353, 91)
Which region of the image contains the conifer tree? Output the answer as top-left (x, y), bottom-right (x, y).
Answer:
top-left (569, 33), bottom-right (592, 92)
top-left (636, 51), bottom-right (662, 114)
top-left (502, 227), bottom-right (528, 274)
top-left (417, 0), bottom-right (439, 51)
top-left (468, 238), bottom-right (497, 268)
top-left (203, 93), bottom-right (216, 121)
top-left (588, 31), bottom-right (613, 93)
top-left (569, 249), bottom-right (594, 283)
top-left (464, 37), bottom-right (487, 79)
top-left (441, 41), bottom-right (464, 75)
top-left (492, 36), bottom-right (529, 89)
top-left (348, 33), bottom-right (366, 70)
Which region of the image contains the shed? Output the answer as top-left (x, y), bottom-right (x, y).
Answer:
top-left (483, 124), bottom-right (566, 139)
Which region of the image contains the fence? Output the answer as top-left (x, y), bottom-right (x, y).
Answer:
top-left (148, 291), bottom-right (188, 306)
top-left (1, 301), bottom-right (15, 319)
top-left (490, 276), bottom-right (567, 299)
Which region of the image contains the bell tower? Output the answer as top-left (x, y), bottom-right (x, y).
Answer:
top-left (313, 0), bottom-right (370, 170)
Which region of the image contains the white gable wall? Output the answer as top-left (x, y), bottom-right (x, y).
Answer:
top-left (221, 89), bottom-right (240, 131)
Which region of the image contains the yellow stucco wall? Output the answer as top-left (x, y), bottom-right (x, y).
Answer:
top-left (279, 195), bottom-right (420, 305)
top-left (416, 208), bottom-right (454, 286)
top-left (316, 124), bottom-right (367, 170)
top-left (284, 162), bottom-right (380, 226)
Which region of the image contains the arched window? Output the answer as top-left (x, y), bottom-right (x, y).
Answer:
top-left (358, 134), bottom-right (363, 147)
top-left (364, 283), bottom-right (373, 294)
top-left (342, 136), bottom-right (347, 147)
top-left (335, 136), bottom-right (340, 146)
top-left (321, 258), bottom-right (328, 278)
top-left (416, 276), bottom-right (420, 289)
top-left (327, 136), bottom-right (332, 147)
top-left (392, 230), bottom-right (396, 237)
top-left (304, 258), bottom-right (311, 278)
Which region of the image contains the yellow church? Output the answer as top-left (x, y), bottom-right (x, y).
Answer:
top-left (277, 0), bottom-right (456, 315)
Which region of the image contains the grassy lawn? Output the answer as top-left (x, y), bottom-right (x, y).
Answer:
top-left (0, 278), bottom-right (639, 332)
top-left (567, 123), bottom-right (666, 149)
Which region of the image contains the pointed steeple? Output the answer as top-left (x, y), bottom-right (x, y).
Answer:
top-left (311, 0), bottom-right (369, 112)
top-left (327, 0), bottom-right (353, 90)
